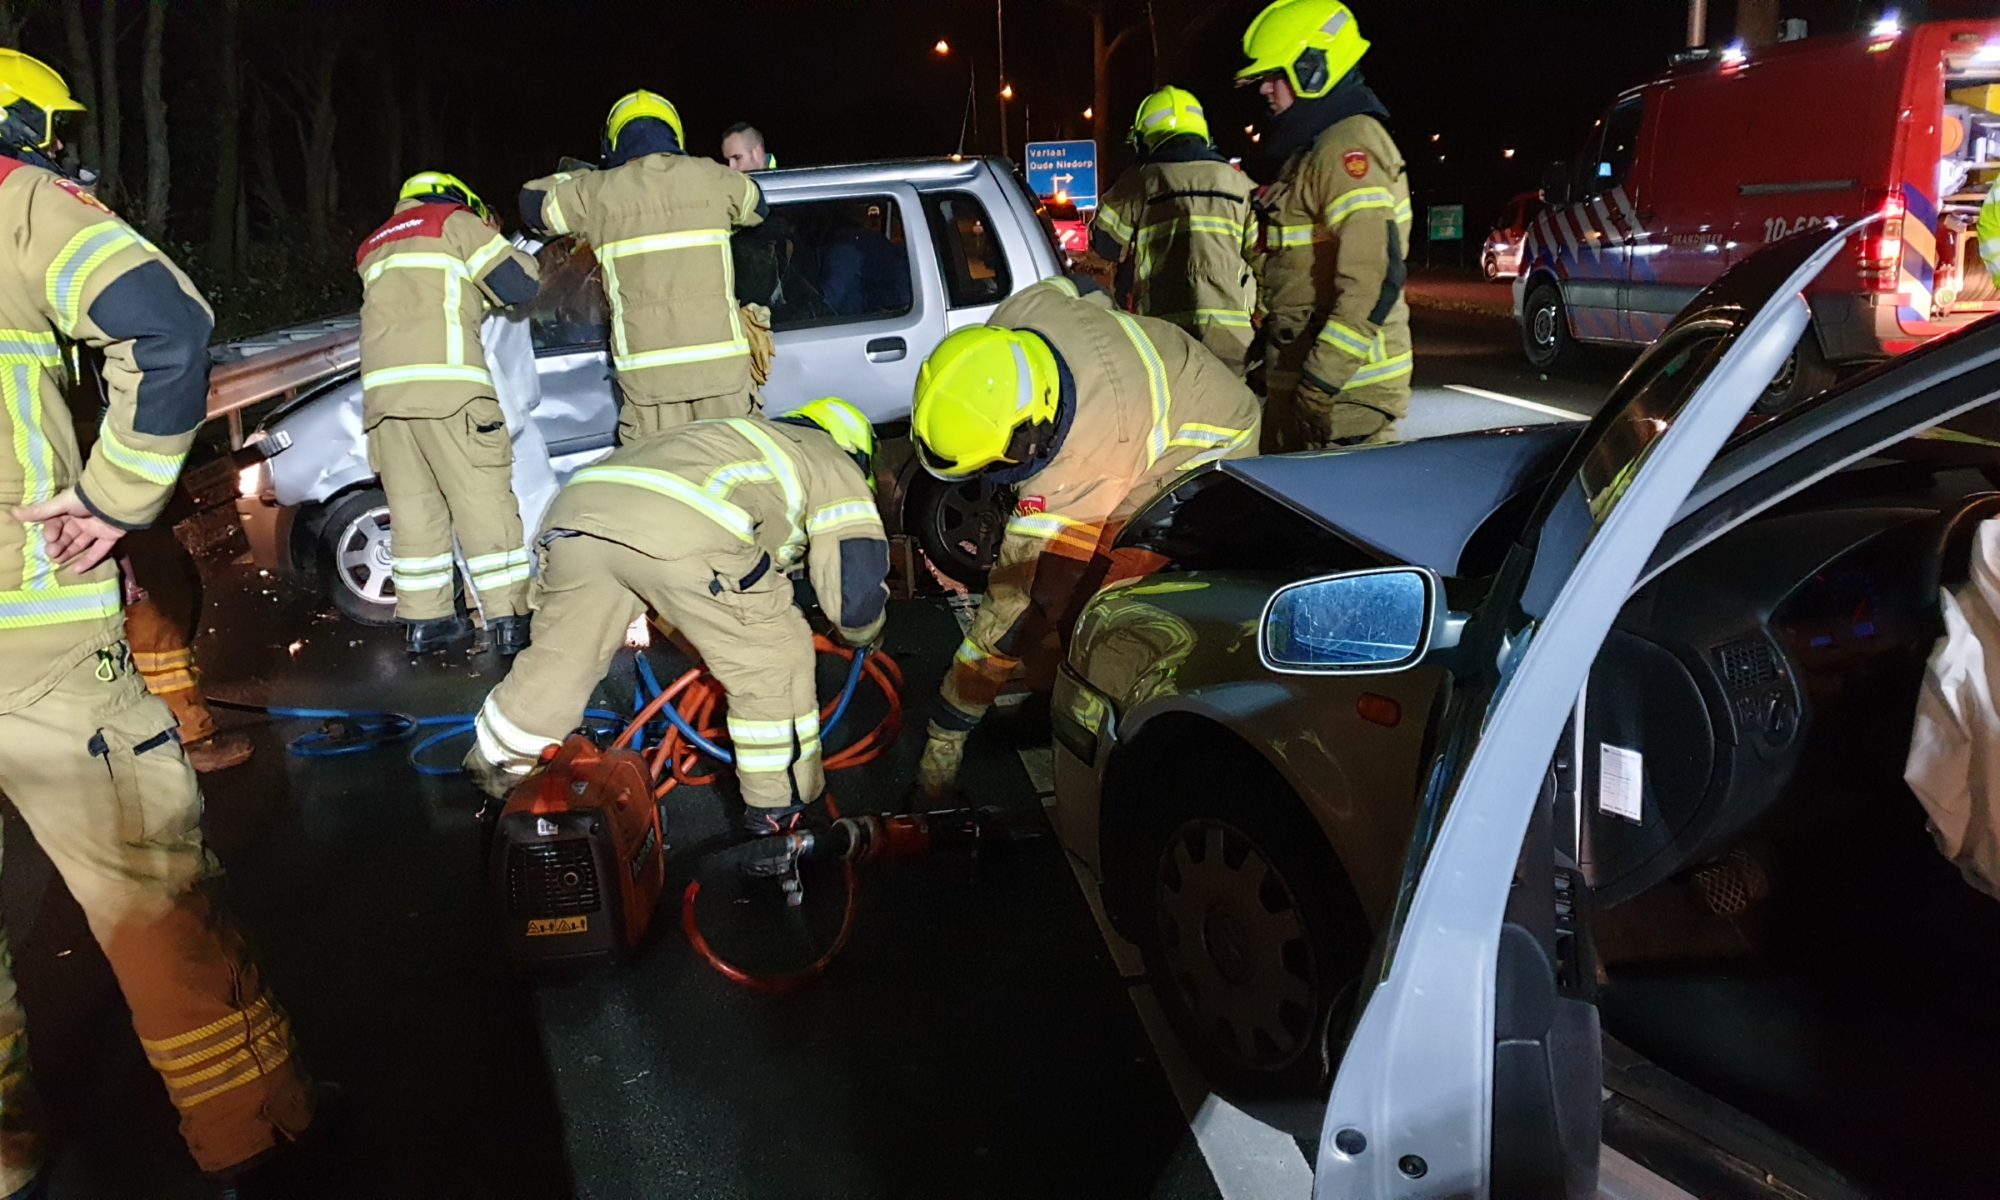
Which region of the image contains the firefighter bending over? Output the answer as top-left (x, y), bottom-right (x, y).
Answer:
top-left (1092, 86), bottom-right (1257, 372)
top-left (465, 401), bottom-right (890, 848)
top-left (1240, 0), bottom-right (1414, 450)
top-left (909, 279), bottom-right (1261, 801)
top-left (358, 171), bottom-right (541, 655)
top-left (0, 48), bottom-right (323, 1197)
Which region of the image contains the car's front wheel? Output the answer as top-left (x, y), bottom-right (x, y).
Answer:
top-left (1483, 251), bottom-right (1502, 281)
top-left (1122, 753), bottom-right (1370, 1098)
top-left (904, 470), bottom-right (1011, 591)
top-left (1521, 279), bottom-right (1579, 373)
top-left (314, 488), bottom-right (400, 626)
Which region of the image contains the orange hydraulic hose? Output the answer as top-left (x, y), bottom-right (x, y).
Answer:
top-left (617, 627), bottom-right (907, 993)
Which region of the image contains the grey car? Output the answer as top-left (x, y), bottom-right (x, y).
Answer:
top-left (237, 156), bottom-right (1061, 624)
top-left (1057, 225), bottom-right (2000, 1196)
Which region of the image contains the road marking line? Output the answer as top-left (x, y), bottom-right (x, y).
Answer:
top-left (1444, 382), bottom-right (1588, 421)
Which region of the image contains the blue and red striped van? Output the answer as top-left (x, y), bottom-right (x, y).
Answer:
top-left (1516, 16), bottom-right (2000, 408)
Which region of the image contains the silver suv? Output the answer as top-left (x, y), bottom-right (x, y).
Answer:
top-left (239, 156), bottom-right (1061, 624)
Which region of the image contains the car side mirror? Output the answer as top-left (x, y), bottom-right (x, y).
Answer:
top-left (1259, 567), bottom-right (1437, 673)
top-left (1541, 161), bottom-right (1571, 208)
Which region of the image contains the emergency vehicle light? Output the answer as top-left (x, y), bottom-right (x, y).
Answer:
top-left (1871, 10), bottom-right (1902, 39)
top-left (1720, 41), bottom-right (1748, 66)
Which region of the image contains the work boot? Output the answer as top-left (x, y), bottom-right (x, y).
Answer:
top-left (207, 1082), bottom-right (346, 1200)
top-left (183, 729), bottom-right (254, 773)
top-left (406, 615), bottom-right (474, 655)
top-left (491, 615), bottom-right (532, 658)
top-left (738, 800), bottom-right (815, 884)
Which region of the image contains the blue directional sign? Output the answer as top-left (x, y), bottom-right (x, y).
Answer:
top-left (1024, 140), bottom-right (1099, 209)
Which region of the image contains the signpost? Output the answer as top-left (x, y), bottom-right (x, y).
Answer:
top-left (1024, 139), bottom-right (1099, 209)
top-left (1427, 204), bottom-right (1466, 242)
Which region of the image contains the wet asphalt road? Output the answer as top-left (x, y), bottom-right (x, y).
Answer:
top-left (6, 290), bottom-right (1615, 1199)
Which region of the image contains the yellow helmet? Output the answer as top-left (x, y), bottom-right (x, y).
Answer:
top-left (1237, 0), bottom-right (1370, 100)
top-left (912, 325), bottom-right (1062, 482)
top-left (783, 397), bottom-right (878, 491)
top-left (1131, 86), bottom-right (1210, 152)
top-left (0, 49), bottom-right (85, 156)
top-left (398, 170), bottom-right (492, 222)
top-left (604, 90), bottom-right (685, 156)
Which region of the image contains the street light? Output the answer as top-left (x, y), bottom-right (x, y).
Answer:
top-left (934, 38), bottom-right (951, 55)
top-left (1503, 148), bottom-right (1517, 159)
top-left (1001, 82), bottom-right (1015, 100)
top-left (1083, 106), bottom-right (1093, 120)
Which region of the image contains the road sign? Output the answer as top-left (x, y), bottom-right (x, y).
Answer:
top-left (1427, 204), bottom-right (1466, 242)
top-left (1025, 140), bottom-right (1099, 209)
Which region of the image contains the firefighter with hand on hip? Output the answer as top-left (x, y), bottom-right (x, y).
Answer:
top-left (1240, 0), bottom-right (1414, 451)
top-left (358, 171), bottom-right (542, 655)
top-left (1092, 86), bottom-right (1258, 372)
top-left (464, 400), bottom-right (890, 853)
top-left (909, 278), bottom-right (1261, 802)
top-left (520, 91), bottom-right (770, 444)
top-left (0, 48), bottom-right (324, 1198)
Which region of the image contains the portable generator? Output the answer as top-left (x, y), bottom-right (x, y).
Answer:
top-left (489, 735), bottom-right (665, 968)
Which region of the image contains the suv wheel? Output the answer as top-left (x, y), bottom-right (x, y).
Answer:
top-left (1122, 756), bottom-right (1370, 1098)
top-left (1521, 279), bottom-right (1579, 373)
top-left (1483, 251), bottom-right (1502, 281)
top-left (905, 471), bottom-right (1011, 591)
top-left (315, 489), bottom-right (399, 626)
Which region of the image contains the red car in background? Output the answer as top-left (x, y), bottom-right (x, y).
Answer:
top-left (1483, 191), bottom-right (1544, 281)
top-left (1042, 194), bottom-right (1089, 257)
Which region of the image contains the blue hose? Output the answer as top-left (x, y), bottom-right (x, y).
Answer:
top-left (223, 644), bottom-right (872, 777)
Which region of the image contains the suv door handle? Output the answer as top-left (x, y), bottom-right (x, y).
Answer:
top-left (865, 337), bottom-right (907, 363)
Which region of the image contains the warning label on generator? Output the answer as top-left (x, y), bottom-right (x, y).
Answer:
top-left (526, 916), bottom-right (589, 937)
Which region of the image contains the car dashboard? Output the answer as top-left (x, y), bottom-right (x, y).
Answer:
top-left (1580, 464), bottom-right (1999, 905)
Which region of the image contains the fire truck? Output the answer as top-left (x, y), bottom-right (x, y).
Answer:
top-left (1516, 16), bottom-right (2000, 409)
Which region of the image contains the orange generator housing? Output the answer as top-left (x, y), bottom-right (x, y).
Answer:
top-left (490, 735), bottom-right (666, 967)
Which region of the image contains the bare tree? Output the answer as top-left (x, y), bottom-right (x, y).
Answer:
top-left (207, 0), bottom-right (241, 270)
top-left (376, 60), bottom-right (403, 207)
top-left (96, 0), bottom-right (121, 195)
top-left (248, 88), bottom-right (287, 230)
top-left (59, 0), bottom-right (100, 167)
top-left (0, 1), bottom-right (26, 48)
top-left (138, 0), bottom-right (165, 237)
top-left (1059, 0), bottom-right (1149, 152)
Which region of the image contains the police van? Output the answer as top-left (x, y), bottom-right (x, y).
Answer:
top-left (1517, 15), bottom-right (2000, 408)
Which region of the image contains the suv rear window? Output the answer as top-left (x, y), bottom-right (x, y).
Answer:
top-left (923, 192), bottom-right (1011, 309)
top-left (736, 194), bottom-right (915, 332)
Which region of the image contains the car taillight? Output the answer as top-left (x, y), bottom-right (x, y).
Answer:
top-left (1858, 190), bottom-right (1906, 292)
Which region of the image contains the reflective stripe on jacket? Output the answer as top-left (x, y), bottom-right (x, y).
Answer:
top-left (0, 157), bottom-right (214, 710)
top-left (1094, 158), bottom-right (1256, 343)
top-left (545, 416), bottom-right (888, 645)
top-left (521, 155), bottom-right (764, 407)
top-left (356, 200), bottom-right (540, 424)
top-left (1255, 113), bottom-right (1413, 396)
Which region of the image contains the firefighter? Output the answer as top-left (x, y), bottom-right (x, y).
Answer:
top-left (1092, 86), bottom-right (1258, 371)
top-left (520, 91), bottom-right (769, 444)
top-left (1238, 0), bottom-right (1413, 451)
top-left (0, 48), bottom-right (320, 1194)
top-left (125, 528), bottom-right (254, 772)
top-left (358, 171), bottom-right (542, 655)
top-left (909, 278), bottom-right (1261, 801)
top-left (464, 400), bottom-right (889, 845)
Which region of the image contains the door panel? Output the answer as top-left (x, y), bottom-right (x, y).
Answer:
top-left (759, 184), bottom-right (936, 425)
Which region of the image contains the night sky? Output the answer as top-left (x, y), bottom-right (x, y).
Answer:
top-left (15, 0), bottom-right (1990, 244)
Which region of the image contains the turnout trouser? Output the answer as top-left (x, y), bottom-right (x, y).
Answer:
top-left (0, 644), bottom-right (313, 1186)
top-left (616, 386), bottom-right (762, 447)
top-left (476, 534), bottom-right (822, 809)
top-left (368, 398), bottom-right (531, 622)
top-left (126, 594), bottom-right (217, 745)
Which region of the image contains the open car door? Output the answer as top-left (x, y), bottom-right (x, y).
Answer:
top-left (1312, 221), bottom-right (1874, 1199)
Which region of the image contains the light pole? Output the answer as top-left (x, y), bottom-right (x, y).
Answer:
top-left (937, 38), bottom-right (978, 157)
top-left (996, 0), bottom-right (1010, 160)
top-left (1687, 0), bottom-right (1708, 48)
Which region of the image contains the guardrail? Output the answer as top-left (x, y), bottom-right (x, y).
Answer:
top-left (205, 326), bottom-right (360, 448)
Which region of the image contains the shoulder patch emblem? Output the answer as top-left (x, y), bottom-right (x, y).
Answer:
top-left (53, 177), bottom-right (114, 214)
top-left (1017, 496), bottom-right (1047, 516)
top-left (1342, 150), bottom-right (1370, 180)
